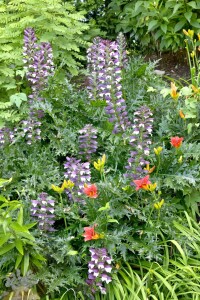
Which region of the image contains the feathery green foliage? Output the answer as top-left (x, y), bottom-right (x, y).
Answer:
top-left (0, 0), bottom-right (89, 103)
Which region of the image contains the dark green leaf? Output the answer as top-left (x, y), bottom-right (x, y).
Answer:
top-left (174, 19), bottom-right (186, 32)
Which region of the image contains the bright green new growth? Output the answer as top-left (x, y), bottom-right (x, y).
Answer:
top-left (0, 0), bottom-right (89, 102)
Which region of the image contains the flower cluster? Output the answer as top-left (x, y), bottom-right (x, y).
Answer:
top-left (20, 119), bottom-right (41, 145)
top-left (87, 36), bottom-right (130, 134)
top-left (23, 28), bottom-right (54, 94)
top-left (86, 248), bottom-right (112, 294)
top-left (0, 127), bottom-right (15, 146)
top-left (78, 124), bottom-right (98, 160)
top-left (116, 32), bottom-right (128, 68)
top-left (94, 154), bottom-right (106, 173)
top-left (125, 106), bottom-right (153, 181)
top-left (21, 28), bottom-right (54, 144)
top-left (31, 192), bottom-right (55, 232)
top-left (64, 157), bottom-right (91, 202)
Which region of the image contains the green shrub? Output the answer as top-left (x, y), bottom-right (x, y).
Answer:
top-left (108, 0), bottom-right (200, 51)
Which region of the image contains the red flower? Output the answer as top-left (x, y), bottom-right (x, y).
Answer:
top-left (133, 175), bottom-right (151, 191)
top-left (83, 226), bottom-right (100, 241)
top-left (170, 136), bottom-right (184, 148)
top-left (83, 184), bottom-right (98, 198)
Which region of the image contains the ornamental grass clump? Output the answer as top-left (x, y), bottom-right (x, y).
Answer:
top-left (87, 35), bottom-right (130, 134)
top-left (125, 105), bottom-right (153, 181)
top-left (86, 248), bottom-right (112, 295)
top-left (64, 157), bottom-right (91, 202)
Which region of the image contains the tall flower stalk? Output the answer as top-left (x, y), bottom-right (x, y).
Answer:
top-left (87, 35), bottom-right (130, 134)
top-left (31, 192), bottom-right (55, 232)
top-left (86, 248), bottom-right (112, 294)
top-left (125, 106), bottom-right (153, 182)
top-left (22, 28), bottom-right (54, 144)
top-left (64, 157), bottom-right (91, 202)
top-left (78, 124), bottom-right (98, 160)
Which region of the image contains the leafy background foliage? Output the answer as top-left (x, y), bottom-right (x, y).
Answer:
top-left (0, 1), bottom-right (200, 299)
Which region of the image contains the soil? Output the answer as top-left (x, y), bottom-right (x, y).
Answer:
top-left (144, 50), bottom-right (191, 82)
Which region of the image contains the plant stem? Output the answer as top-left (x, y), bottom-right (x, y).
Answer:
top-left (59, 193), bottom-right (67, 229)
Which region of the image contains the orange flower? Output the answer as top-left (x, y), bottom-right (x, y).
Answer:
top-left (83, 226), bottom-right (100, 241)
top-left (144, 164), bottom-right (156, 174)
top-left (170, 82), bottom-right (179, 100)
top-left (133, 175), bottom-right (151, 191)
top-left (179, 110), bottom-right (185, 119)
top-left (170, 136), bottom-right (184, 148)
top-left (83, 184), bottom-right (98, 198)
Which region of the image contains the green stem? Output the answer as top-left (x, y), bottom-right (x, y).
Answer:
top-left (59, 193), bottom-right (67, 229)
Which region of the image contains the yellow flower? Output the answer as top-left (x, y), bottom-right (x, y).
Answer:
top-left (51, 180), bottom-right (74, 193)
top-left (154, 146), bottom-right (163, 155)
top-left (198, 33), bottom-right (200, 41)
top-left (94, 154), bottom-right (106, 172)
top-left (62, 179), bottom-right (74, 189)
top-left (170, 82), bottom-right (179, 100)
top-left (188, 29), bottom-right (194, 38)
top-left (190, 51), bottom-right (195, 58)
top-left (51, 184), bottom-right (64, 193)
top-left (191, 85), bottom-right (199, 93)
top-left (183, 29), bottom-right (189, 36)
top-left (146, 183), bottom-right (157, 192)
top-left (178, 155), bottom-right (183, 164)
top-left (154, 199), bottom-right (164, 209)
top-left (144, 164), bottom-right (156, 174)
top-left (115, 263), bottom-right (120, 269)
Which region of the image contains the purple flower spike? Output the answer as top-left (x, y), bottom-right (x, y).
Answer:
top-left (64, 157), bottom-right (91, 202)
top-left (31, 192), bottom-right (55, 232)
top-left (125, 105), bottom-right (153, 182)
top-left (87, 35), bottom-right (130, 135)
top-left (0, 127), bottom-right (15, 147)
top-left (78, 124), bottom-right (98, 160)
top-left (86, 247), bottom-right (113, 295)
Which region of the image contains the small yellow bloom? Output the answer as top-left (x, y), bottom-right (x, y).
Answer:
top-left (179, 110), bottom-right (185, 119)
top-left (188, 29), bottom-right (194, 38)
top-left (191, 85), bottom-right (199, 93)
top-left (190, 51), bottom-right (195, 58)
top-left (178, 155), bottom-right (183, 164)
top-left (183, 29), bottom-right (189, 36)
top-left (170, 82), bottom-right (179, 100)
top-left (146, 183), bottom-right (157, 192)
top-left (154, 199), bottom-right (164, 209)
top-left (94, 154), bottom-right (106, 172)
top-left (144, 164), bottom-right (156, 174)
top-left (115, 263), bottom-right (120, 269)
top-left (51, 180), bottom-right (74, 193)
top-left (51, 184), bottom-right (64, 193)
top-left (62, 179), bottom-right (74, 189)
top-left (154, 146), bottom-right (163, 155)
top-left (93, 233), bottom-right (104, 240)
